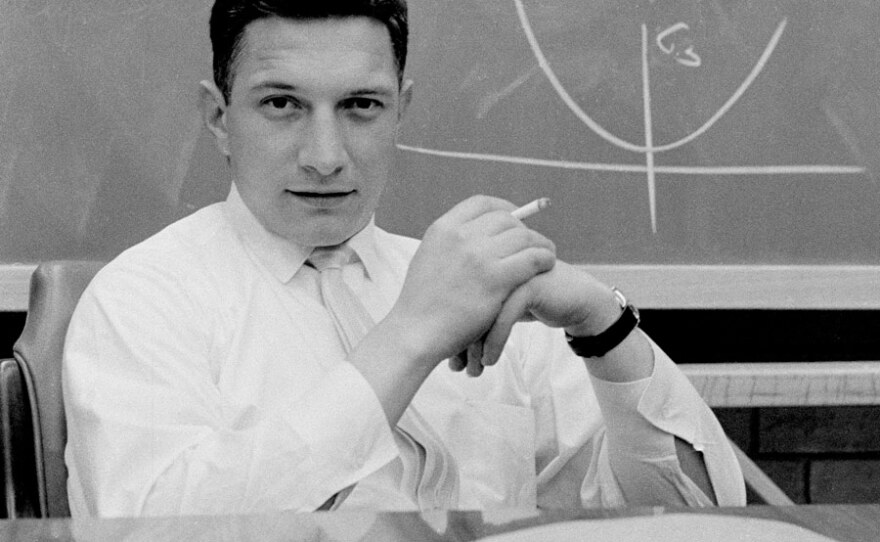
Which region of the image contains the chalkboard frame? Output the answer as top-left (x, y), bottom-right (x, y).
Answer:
top-left (2, 264), bottom-right (877, 312)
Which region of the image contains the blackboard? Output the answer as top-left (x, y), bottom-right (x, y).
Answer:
top-left (2, 0), bottom-right (879, 267)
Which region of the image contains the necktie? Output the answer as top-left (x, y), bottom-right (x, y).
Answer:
top-left (308, 245), bottom-right (459, 509)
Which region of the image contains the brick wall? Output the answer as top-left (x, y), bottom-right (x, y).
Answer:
top-left (716, 407), bottom-right (880, 504)
top-left (638, 309), bottom-right (880, 506)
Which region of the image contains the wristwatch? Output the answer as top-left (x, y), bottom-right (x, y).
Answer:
top-left (565, 287), bottom-right (640, 358)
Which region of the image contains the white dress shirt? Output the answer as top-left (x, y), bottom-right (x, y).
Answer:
top-left (62, 186), bottom-right (745, 517)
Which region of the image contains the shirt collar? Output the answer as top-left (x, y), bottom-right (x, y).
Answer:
top-left (223, 183), bottom-right (381, 283)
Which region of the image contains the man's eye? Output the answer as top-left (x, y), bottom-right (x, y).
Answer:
top-left (350, 98), bottom-right (378, 109)
top-left (345, 98), bottom-right (384, 118)
top-left (260, 96), bottom-right (300, 114)
top-left (266, 97), bottom-right (290, 109)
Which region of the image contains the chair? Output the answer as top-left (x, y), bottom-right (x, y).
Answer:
top-left (729, 440), bottom-right (794, 505)
top-left (1, 357), bottom-right (40, 517)
top-left (2, 261), bottom-right (104, 518)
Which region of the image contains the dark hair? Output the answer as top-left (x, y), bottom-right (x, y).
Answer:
top-left (210, 0), bottom-right (408, 102)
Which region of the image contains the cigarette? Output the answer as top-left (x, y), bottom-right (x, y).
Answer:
top-left (511, 197), bottom-right (551, 220)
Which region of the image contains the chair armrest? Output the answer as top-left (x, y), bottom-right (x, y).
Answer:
top-left (0, 357), bottom-right (41, 518)
top-left (729, 438), bottom-right (795, 506)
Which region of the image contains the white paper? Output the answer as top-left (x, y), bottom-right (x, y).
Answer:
top-left (476, 513), bottom-right (839, 542)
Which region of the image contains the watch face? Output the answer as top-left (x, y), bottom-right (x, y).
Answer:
top-left (611, 287), bottom-right (639, 323)
top-left (611, 287), bottom-right (628, 308)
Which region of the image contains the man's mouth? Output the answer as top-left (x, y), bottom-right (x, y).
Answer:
top-left (288, 190), bottom-right (356, 209)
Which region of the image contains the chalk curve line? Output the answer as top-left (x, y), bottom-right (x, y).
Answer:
top-left (514, 0), bottom-right (787, 154)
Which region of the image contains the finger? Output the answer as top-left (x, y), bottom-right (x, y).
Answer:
top-left (449, 350), bottom-right (467, 372)
top-left (437, 195), bottom-right (517, 226)
top-left (466, 340), bottom-right (484, 377)
top-left (493, 246), bottom-right (556, 292)
top-left (482, 285), bottom-right (533, 367)
top-left (459, 208), bottom-right (523, 238)
top-left (487, 226), bottom-right (556, 261)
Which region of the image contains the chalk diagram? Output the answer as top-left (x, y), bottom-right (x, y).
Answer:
top-left (397, 0), bottom-right (866, 233)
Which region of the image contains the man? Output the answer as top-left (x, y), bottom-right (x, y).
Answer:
top-left (63, 0), bottom-right (745, 517)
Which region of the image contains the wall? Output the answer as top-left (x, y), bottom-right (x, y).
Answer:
top-left (2, 1), bottom-right (880, 268)
top-left (639, 308), bottom-right (880, 504)
top-left (718, 407), bottom-right (880, 504)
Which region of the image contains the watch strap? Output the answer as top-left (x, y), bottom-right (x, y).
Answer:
top-left (565, 288), bottom-right (640, 358)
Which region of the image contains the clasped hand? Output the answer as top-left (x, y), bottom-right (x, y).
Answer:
top-left (389, 195), bottom-right (614, 378)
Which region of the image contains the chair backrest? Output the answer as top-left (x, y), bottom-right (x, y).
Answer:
top-left (11, 260), bottom-right (105, 517)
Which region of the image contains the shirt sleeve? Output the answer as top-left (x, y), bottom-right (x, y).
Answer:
top-left (62, 258), bottom-right (399, 518)
top-left (584, 333), bottom-right (746, 507)
top-left (522, 324), bottom-right (745, 508)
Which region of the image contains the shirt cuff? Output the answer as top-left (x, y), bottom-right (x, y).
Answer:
top-left (589, 334), bottom-right (704, 459)
top-left (292, 363), bottom-right (399, 487)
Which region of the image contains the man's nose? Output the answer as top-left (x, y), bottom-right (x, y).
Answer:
top-left (298, 108), bottom-right (347, 177)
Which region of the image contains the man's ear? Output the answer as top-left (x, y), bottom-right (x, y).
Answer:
top-left (199, 80), bottom-right (231, 158)
top-left (397, 78), bottom-right (414, 124)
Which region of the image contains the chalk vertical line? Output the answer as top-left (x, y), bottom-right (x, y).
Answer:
top-left (641, 24), bottom-right (658, 234)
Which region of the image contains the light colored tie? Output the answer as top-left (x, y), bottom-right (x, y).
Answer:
top-left (308, 245), bottom-right (459, 509)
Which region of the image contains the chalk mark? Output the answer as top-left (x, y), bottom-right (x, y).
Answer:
top-left (656, 23), bottom-right (703, 68)
top-left (513, 0), bottom-right (643, 153)
top-left (641, 24), bottom-right (658, 232)
top-left (397, 144), bottom-right (864, 176)
top-left (514, 0), bottom-right (788, 153)
top-left (823, 102), bottom-right (876, 184)
top-left (477, 64), bottom-right (539, 119)
top-left (398, 2), bottom-right (866, 232)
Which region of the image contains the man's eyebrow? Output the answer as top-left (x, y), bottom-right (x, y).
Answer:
top-left (248, 81), bottom-right (298, 93)
top-left (347, 87), bottom-right (396, 98)
top-left (246, 82), bottom-right (396, 98)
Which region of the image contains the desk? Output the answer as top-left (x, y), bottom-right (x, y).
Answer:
top-left (1, 506), bottom-right (878, 542)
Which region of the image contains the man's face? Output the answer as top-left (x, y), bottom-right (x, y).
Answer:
top-left (207, 16), bottom-right (410, 246)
